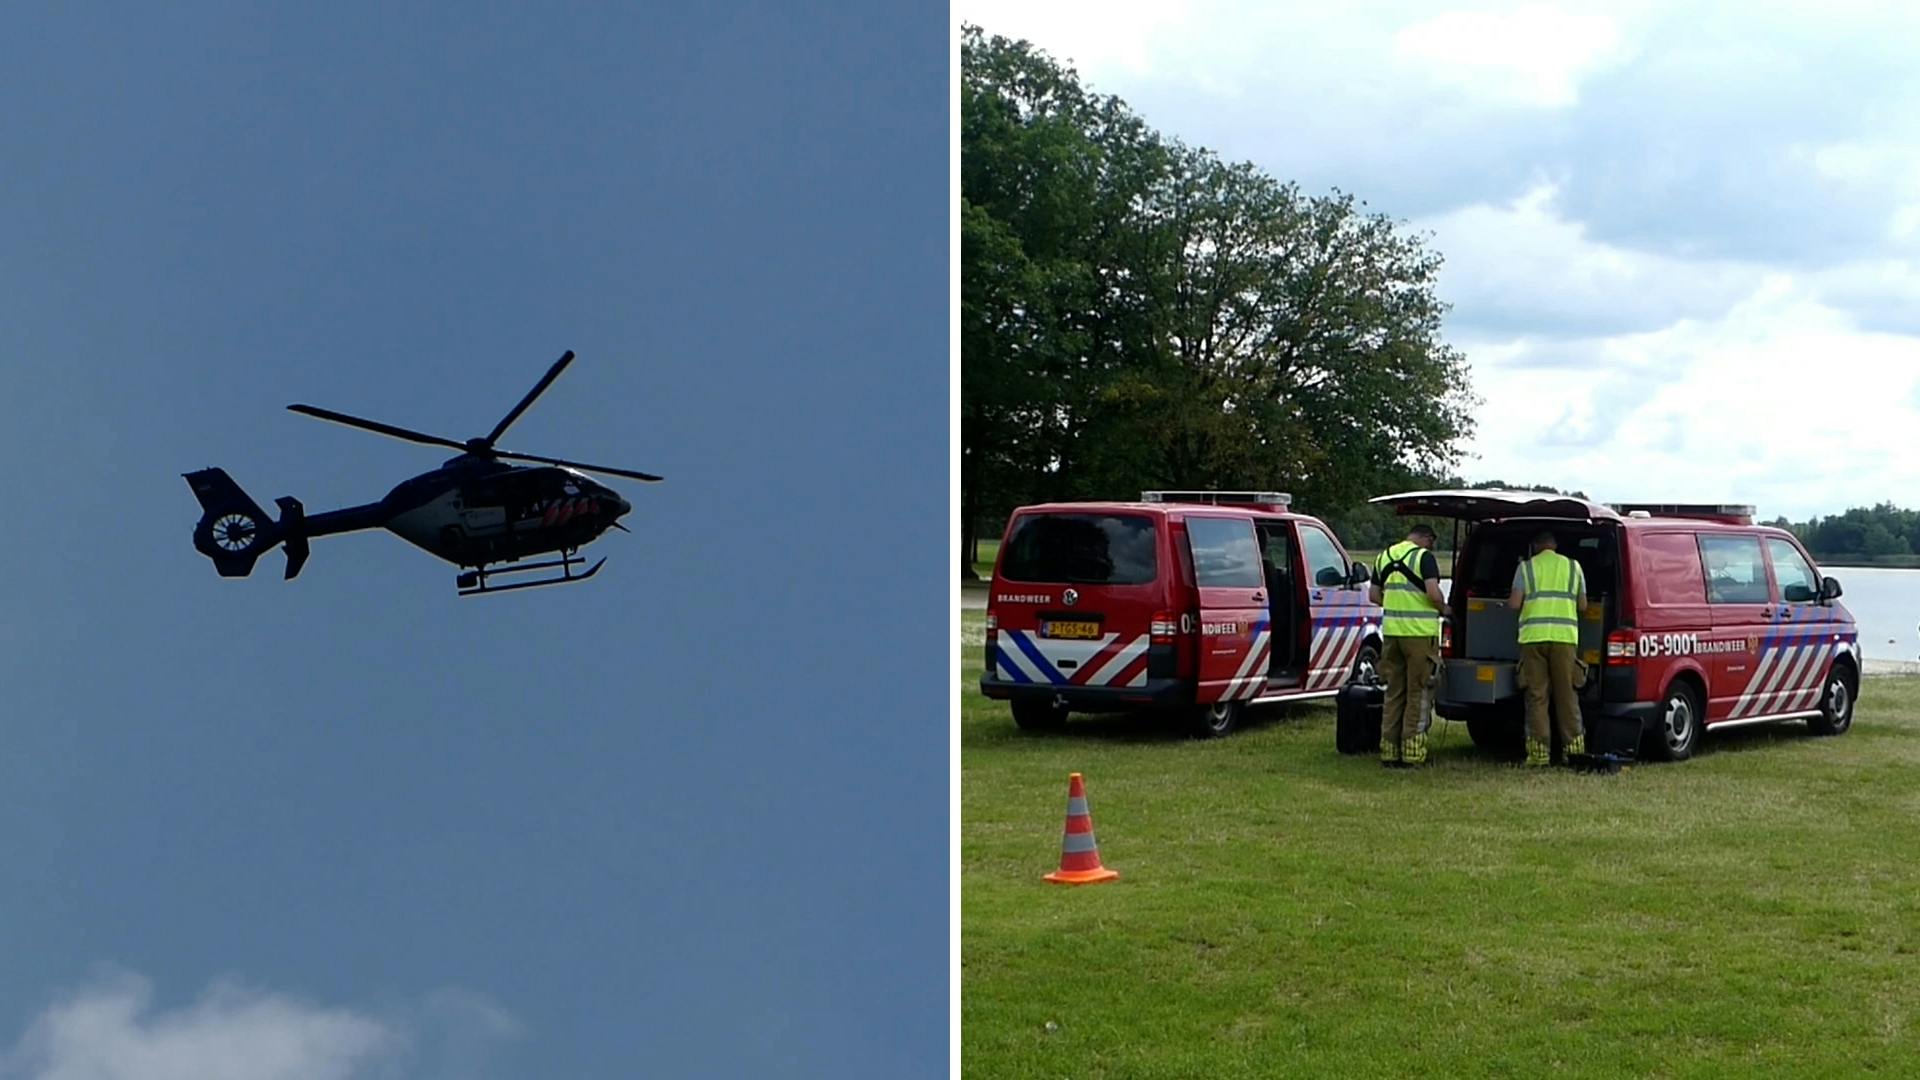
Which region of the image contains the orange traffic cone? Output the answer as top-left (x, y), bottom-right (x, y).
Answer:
top-left (1044, 772), bottom-right (1119, 885)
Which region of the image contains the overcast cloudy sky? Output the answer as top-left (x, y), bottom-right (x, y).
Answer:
top-left (958, 1), bottom-right (1920, 521)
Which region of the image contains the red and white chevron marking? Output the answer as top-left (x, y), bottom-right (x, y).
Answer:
top-left (1305, 621), bottom-right (1372, 691)
top-left (1728, 639), bottom-right (1838, 719)
top-left (996, 631), bottom-right (1151, 688)
top-left (542, 497), bottom-right (601, 527)
top-left (1219, 626), bottom-right (1273, 701)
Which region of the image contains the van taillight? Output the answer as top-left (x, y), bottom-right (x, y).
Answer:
top-left (1151, 612), bottom-right (1180, 644)
top-left (1606, 630), bottom-right (1638, 664)
top-left (985, 612), bottom-right (997, 632)
top-left (1440, 618), bottom-right (1455, 658)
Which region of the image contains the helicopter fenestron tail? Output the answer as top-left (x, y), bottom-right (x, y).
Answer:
top-left (183, 468), bottom-right (309, 580)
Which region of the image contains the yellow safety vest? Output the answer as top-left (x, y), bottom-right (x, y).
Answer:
top-left (1517, 551), bottom-right (1583, 645)
top-left (1375, 540), bottom-right (1440, 638)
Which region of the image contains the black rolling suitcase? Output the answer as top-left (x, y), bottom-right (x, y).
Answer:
top-left (1336, 681), bottom-right (1383, 755)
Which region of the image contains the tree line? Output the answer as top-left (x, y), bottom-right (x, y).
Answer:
top-left (1767, 503), bottom-right (1920, 560)
top-left (961, 26), bottom-right (1477, 577)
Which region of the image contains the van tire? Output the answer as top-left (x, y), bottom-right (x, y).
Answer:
top-left (1353, 642), bottom-right (1381, 684)
top-left (1011, 699), bottom-right (1068, 732)
top-left (1466, 712), bottom-right (1519, 754)
top-left (1808, 663), bottom-right (1857, 736)
top-left (1190, 699), bottom-right (1243, 739)
top-left (1646, 681), bottom-right (1701, 761)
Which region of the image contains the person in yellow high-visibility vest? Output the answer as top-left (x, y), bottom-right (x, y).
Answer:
top-left (1368, 524), bottom-right (1451, 767)
top-left (1508, 530), bottom-right (1587, 766)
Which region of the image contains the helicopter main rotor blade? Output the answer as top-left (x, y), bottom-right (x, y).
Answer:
top-left (483, 349), bottom-right (575, 447)
top-left (492, 448), bottom-right (664, 483)
top-left (286, 404), bottom-right (471, 453)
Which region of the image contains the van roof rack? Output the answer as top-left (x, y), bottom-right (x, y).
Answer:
top-left (1142, 490), bottom-right (1293, 512)
top-left (1609, 502), bottom-right (1755, 526)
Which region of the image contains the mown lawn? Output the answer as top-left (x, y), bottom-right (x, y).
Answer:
top-left (960, 611), bottom-right (1920, 1078)
top-left (972, 537), bottom-right (1000, 581)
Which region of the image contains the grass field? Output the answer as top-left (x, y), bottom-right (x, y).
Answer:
top-left (960, 610), bottom-right (1920, 1077)
top-left (972, 538), bottom-right (1000, 581)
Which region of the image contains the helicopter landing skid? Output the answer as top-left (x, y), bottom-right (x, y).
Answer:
top-left (456, 552), bottom-right (605, 596)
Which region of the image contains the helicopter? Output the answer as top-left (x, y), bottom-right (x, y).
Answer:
top-left (184, 349), bottom-right (661, 596)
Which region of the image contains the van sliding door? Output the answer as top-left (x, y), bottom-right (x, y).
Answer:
top-left (1182, 515), bottom-right (1270, 705)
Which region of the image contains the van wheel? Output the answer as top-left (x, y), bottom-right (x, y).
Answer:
top-left (1353, 642), bottom-right (1380, 684)
top-left (1011, 699), bottom-right (1068, 732)
top-left (1190, 699), bottom-right (1243, 739)
top-left (1466, 712), bottom-right (1519, 754)
top-left (1808, 664), bottom-right (1857, 736)
top-left (1646, 682), bottom-right (1700, 761)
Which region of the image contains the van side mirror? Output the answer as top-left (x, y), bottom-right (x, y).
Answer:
top-left (1820, 576), bottom-right (1843, 601)
top-left (1346, 562), bottom-right (1371, 588)
top-left (1783, 583), bottom-right (1815, 603)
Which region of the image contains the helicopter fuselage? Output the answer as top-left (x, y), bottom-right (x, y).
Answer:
top-left (334, 456), bottom-right (633, 568)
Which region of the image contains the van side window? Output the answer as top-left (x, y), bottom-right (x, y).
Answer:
top-left (1698, 535), bottom-right (1771, 604)
top-left (1638, 532), bottom-right (1706, 605)
top-left (1185, 517), bottom-right (1264, 588)
top-left (1298, 525), bottom-right (1347, 589)
top-left (1767, 538), bottom-right (1819, 602)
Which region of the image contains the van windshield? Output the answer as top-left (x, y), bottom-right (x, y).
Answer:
top-left (1000, 513), bottom-right (1157, 585)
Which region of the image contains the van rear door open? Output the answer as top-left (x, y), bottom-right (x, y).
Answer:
top-left (1370, 489), bottom-right (1620, 708)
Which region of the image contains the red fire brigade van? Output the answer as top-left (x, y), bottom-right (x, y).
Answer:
top-left (1371, 490), bottom-right (1860, 760)
top-left (979, 491), bottom-right (1384, 738)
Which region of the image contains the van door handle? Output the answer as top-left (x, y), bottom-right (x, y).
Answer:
top-left (1252, 591), bottom-right (1265, 602)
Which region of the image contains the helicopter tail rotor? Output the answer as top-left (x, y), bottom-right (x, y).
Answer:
top-left (184, 468), bottom-right (310, 580)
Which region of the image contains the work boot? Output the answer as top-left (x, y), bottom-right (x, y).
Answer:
top-left (1565, 733), bottom-right (1586, 759)
top-left (1380, 738), bottom-right (1401, 767)
top-left (1524, 737), bottom-right (1551, 767)
top-left (1404, 733), bottom-right (1428, 766)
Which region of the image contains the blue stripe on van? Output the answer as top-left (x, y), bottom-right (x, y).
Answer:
top-left (1007, 630), bottom-right (1068, 685)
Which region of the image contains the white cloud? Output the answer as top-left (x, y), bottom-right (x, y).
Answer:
top-left (1394, 5), bottom-right (1630, 108)
top-left (1418, 183), bottom-right (1765, 337)
top-left (1461, 279), bottom-right (1920, 520)
top-left (0, 972), bottom-right (519, 1080)
top-left (957, 0), bottom-right (1194, 79)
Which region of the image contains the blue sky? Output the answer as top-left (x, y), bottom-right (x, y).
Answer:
top-left (0, 4), bottom-right (945, 1077)
top-left (957, 1), bottom-right (1920, 521)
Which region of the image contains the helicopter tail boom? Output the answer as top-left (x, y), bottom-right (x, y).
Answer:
top-left (184, 468), bottom-right (309, 580)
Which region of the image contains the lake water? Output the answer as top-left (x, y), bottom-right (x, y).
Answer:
top-left (1828, 566), bottom-right (1920, 663)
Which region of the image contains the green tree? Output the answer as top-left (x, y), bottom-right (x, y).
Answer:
top-left (1863, 522), bottom-right (1910, 558)
top-left (962, 27), bottom-right (1478, 575)
top-left (959, 26), bottom-right (1167, 577)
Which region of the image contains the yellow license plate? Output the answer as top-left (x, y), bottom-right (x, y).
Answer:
top-left (1042, 620), bottom-right (1102, 640)
top-left (1476, 666), bottom-right (1495, 683)
top-left (1468, 599), bottom-right (1488, 612)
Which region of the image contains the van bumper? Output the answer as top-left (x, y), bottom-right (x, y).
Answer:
top-left (1599, 699), bottom-right (1657, 731)
top-left (977, 675), bottom-right (1192, 712)
top-left (1435, 697), bottom-right (1656, 732)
